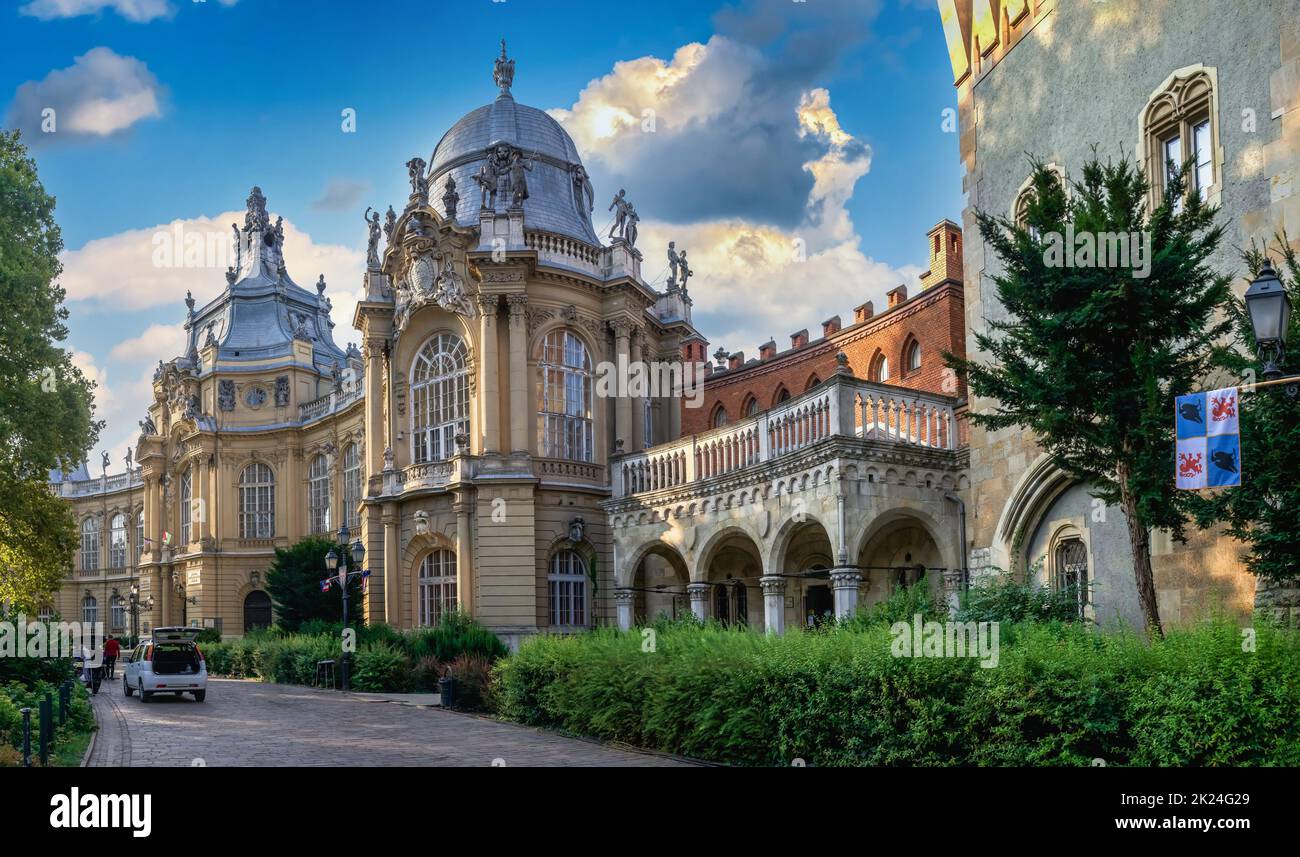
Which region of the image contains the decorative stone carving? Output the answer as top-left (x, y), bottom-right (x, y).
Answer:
top-left (382, 206), bottom-right (396, 241)
top-left (406, 157), bottom-right (429, 207)
top-left (442, 176), bottom-right (459, 219)
top-left (274, 375), bottom-right (289, 407)
top-left (218, 380), bottom-right (236, 411)
top-left (383, 446), bottom-right (395, 471)
top-left (524, 306), bottom-right (554, 338)
top-left (571, 164), bottom-right (594, 214)
top-left (139, 414), bottom-right (157, 435)
top-left (608, 189), bottom-right (633, 241)
top-left (363, 206), bottom-right (382, 268)
top-left (493, 39), bottom-right (515, 94)
top-left (677, 249), bottom-right (693, 289)
top-left (244, 386), bottom-right (267, 409)
top-left (506, 147), bottom-right (534, 206)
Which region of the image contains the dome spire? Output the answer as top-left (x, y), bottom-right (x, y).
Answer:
top-left (493, 39), bottom-right (515, 98)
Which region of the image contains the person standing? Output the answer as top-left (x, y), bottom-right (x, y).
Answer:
top-left (103, 636), bottom-right (120, 679)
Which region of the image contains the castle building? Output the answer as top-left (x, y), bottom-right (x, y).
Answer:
top-left (48, 48), bottom-right (701, 646)
top-left (937, 0), bottom-right (1300, 624)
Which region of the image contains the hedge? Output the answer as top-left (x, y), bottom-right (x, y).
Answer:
top-left (492, 618), bottom-right (1300, 766)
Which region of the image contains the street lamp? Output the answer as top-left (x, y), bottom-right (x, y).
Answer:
top-left (1244, 259), bottom-right (1292, 381)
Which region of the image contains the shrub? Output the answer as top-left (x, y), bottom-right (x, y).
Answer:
top-left (493, 618), bottom-right (1300, 766)
top-left (351, 642), bottom-right (410, 692)
top-left (957, 567), bottom-right (1084, 625)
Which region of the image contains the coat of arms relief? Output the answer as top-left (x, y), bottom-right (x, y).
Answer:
top-left (391, 212), bottom-right (477, 338)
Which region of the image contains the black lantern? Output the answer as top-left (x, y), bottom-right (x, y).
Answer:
top-left (350, 539), bottom-right (365, 567)
top-left (1244, 259), bottom-right (1292, 380)
top-left (324, 548), bottom-right (338, 573)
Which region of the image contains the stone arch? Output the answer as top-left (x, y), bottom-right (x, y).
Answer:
top-left (402, 529), bottom-right (458, 628)
top-left (766, 511), bottom-right (835, 576)
top-left (851, 506), bottom-right (956, 576)
top-left (621, 539), bottom-right (691, 623)
top-left (693, 524), bottom-right (764, 584)
top-left (991, 453), bottom-right (1076, 576)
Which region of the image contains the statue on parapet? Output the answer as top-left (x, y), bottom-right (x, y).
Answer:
top-left (406, 157), bottom-right (429, 206)
top-left (608, 189), bottom-right (630, 241)
top-left (364, 206), bottom-right (382, 268)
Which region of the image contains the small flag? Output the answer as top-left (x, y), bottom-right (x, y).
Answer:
top-left (320, 579), bottom-right (331, 592)
top-left (162, 531), bottom-right (173, 546)
top-left (1176, 388), bottom-right (1242, 490)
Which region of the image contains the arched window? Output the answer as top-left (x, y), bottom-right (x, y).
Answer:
top-left (871, 352), bottom-right (890, 383)
top-left (308, 454), bottom-right (331, 534)
top-left (1054, 537), bottom-right (1089, 618)
top-left (417, 550), bottom-right (458, 626)
top-left (135, 509), bottom-right (144, 559)
top-left (1143, 68), bottom-right (1217, 208)
top-left (711, 404), bottom-right (729, 428)
top-left (804, 375), bottom-right (821, 392)
top-left (239, 463), bottom-right (275, 539)
top-left (178, 467), bottom-right (192, 546)
top-left (743, 395), bottom-right (759, 417)
top-left (906, 340), bottom-right (922, 373)
top-left (110, 513), bottom-right (127, 567)
top-left (774, 386), bottom-right (791, 405)
top-left (81, 517), bottom-right (100, 571)
top-left (548, 550), bottom-right (588, 627)
top-left (643, 399), bottom-right (654, 447)
top-left (538, 330), bottom-right (593, 461)
top-left (411, 333), bottom-right (470, 464)
top-left (110, 595), bottom-right (126, 631)
top-left (342, 443), bottom-right (361, 531)
top-left (733, 581), bottom-right (748, 626)
top-left (243, 590), bottom-right (273, 631)
top-left (82, 595), bottom-right (97, 626)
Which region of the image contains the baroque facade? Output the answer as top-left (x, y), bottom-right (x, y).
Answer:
top-left (937, 0), bottom-right (1300, 625)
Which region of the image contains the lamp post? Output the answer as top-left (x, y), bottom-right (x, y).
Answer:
top-left (327, 522), bottom-right (365, 691)
top-left (1244, 259), bottom-right (1297, 395)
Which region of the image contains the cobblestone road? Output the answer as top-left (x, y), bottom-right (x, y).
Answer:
top-left (88, 677), bottom-right (691, 767)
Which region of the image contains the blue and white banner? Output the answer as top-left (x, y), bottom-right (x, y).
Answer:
top-left (1175, 388), bottom-right (1242, 490)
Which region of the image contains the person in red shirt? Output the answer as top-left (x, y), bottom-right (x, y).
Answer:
top-left (103, 636), bottom-right (121, 679)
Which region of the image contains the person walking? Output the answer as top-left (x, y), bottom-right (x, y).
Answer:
top-left (103, 636), bottom-right (120, 679)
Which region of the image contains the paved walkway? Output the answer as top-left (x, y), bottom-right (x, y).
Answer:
top-left (89, 677), bottom-right (690, 767)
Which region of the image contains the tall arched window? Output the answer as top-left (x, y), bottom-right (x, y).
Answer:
top-left (774, 386), bottom-right (791, 405)
top-left (417, 550), bottom-right (458, 627)
top-left (178, 467), bottom-right (192, 546)
top-left (239, 463), bottom-right (275, 539)
top-left (110, 595), bottom-right (126, 631)
top-left (82, 595), bottom-right (97, 626)
top-left (906, 340), bottom-right (922, 373)
top-left (548, 550), bottom-right (588, 627)
top-left (711, 404), bottom-right (729, 428)
top-left (411, 333), bottom-right (470, 464)
top-left (110, 513), bottom-right (127, 567)
top-left (642, 399), bottom-right (654, 447)
top-left (743, 395), bottom-right (759, 417)
top-left (135, 509), bottom-right (144, 559)
top-left (538, 330), bottom-right (593, 461)
top-left (871, 352), bottom-right (890, 383)
top-left (342, 443), bottom-right (361, 531)
top-left (308, 454), bottom-right (331, 534)
top-left (1054, 537), bottom-right (1089, 618)
top-left (81, 517), bottom-right (100, 571)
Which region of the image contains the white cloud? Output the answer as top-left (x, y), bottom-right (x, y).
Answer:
top-left (553, 42), bottom-right (917, 357)
top-left (18, 0), bottom-right (237, 22)
top-left (5, 47), bottom-right (162, 142)
top-left (108, 323), bottom-right (187, 363)
top-left (312, 179), bottom-right (372, 212)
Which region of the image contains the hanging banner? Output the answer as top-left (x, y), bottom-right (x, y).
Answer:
top-left (1175, 388), bottom-right (1242, 490)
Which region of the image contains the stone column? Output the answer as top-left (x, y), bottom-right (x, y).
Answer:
top-left (942, 569), bottom-right (964, 618)
top-left (687, 582), bottom-right (710, 621)
top-left (506, 293), bottom-right (529, 454)
top-left (760, 575), bottom-right (786, 635)
top-left (478, 295), bottom-right (501, 454)
top-left (831, 569), bottom-right (862, 619)
top-left (629, 327), bottom-right (644, 452)
top-left (455, 500), bottom-right (474, 616)
top-left (614, 588), bottom-right (635, 631)
top-left (382, 505), bottom-right (399, 627)
top-left (666, 357), bottom-right (683, 442)
top-left (363, 339), bottom-right (386, 476)
top-left (612, 321), bottom-right (632, 452)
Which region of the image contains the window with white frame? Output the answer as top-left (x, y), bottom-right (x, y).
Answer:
top-left (81, 517), bottom-right (100, 571)
top-left (179, 467), bottom-right (192, 546)
top-left (308, 454), bottom-right (331, 534)
top-left (906, 340), bottom-right (922, 372)
top-left (417, 550), bottom-right (458, 626)
top-left (548, 550), bottom-right (588, 627)
top-left (538, 330), bottom-right (593, 461)
top-left (343, 442), bottom-right (361, 531)
top-left (110, 595), bottom-right (126, 631)
top-left (411, 333), bottom-right (470, 464)
top-left (110, 513), bottom-right (127, 567)
top-left (135, 510), bottom-right (144, 558)
top-left (82, 595), bottom-right (97, 626)
top-left (239, 463), bottom-right (275, 539)
top-left (1143, 69), bottom-right (1216, 207)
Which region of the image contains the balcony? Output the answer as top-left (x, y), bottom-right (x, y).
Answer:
top-left (299, 378), bottom-right (365, 423)
top-left (611, 371), bottom-right (962, 499)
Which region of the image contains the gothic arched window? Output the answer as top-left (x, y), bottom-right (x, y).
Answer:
top-left (239, 463), bottom-right (275, 539)
top-left (1054, 537), bottom-right (1089, 618)
top-left (412, 333), bottom-right (470, 464)
top-left (1143, 68), bottom-right (1217, 208)
top-left (538, 330), bottom-right (593, 461)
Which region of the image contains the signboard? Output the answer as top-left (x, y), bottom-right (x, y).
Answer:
top-left (1175, 387), bottom-right (1241, 490)
top-left (187, 569), bottom-right (201, 587)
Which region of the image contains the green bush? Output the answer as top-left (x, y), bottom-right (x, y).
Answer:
top-left (351, 642), bottom-right (410, 692)
top-left (493, 618), bottom-right (1300, 766)
top-left (957, 568), bottom-right (1084, 625)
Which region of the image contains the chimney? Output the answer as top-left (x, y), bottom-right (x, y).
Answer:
top-left (727, 351), bottom-right (745, 370)
top-left (789, 329), bottom-right (809, 349)
top-left (853, 301), bottom-right (874, 324)
top-left (822, 315), bottom-right (841, 337)
top-left (758, 340), bottom-right (777, 361)
top-left (887, 285), bottom-right (908, 308)
top-left (923, 220), bottom-right (963, 286)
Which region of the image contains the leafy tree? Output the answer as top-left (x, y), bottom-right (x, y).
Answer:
top-left (946, 157), bottom-right (1233, 637)
top-left (265, 536), bottom-right (364, 632)
top-left (1188, 240), bottom-right (1300, 584)
top-left (0, 130), bottom-right (100, 608)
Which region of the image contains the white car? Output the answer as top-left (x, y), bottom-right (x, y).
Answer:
top-left (123, 627), bottom-right (208, 702)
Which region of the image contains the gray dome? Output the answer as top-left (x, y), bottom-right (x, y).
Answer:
top-left (429, 93), bottom-right (600, 246)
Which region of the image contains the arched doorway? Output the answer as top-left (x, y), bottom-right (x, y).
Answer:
top-left (243, 590), bottom-right (273, 632)
top-left (856, 516), bottom-right (944, 610)
top-left (699, 529), bottom-right (763, 628)
top-left (629, 544), bottom-right (690, 624)
top-left (774, 518), bottom-right (836, 628)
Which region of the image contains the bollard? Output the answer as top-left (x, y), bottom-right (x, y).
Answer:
top-left (20, 708), bottom-right (31, 768)
top-left (40, 695), bottom-right (52, 767)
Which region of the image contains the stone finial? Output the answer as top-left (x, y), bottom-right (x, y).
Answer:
top-left (493, 39), bottom-right (515, 95)
top-left (835, 351), bottom-right (851, 375)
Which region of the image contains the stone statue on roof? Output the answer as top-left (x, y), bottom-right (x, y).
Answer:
top-left (493, 39), bottom-right (515, 94)
top-left (406, 157), bottom-right (429, 206)
top-left (364, 207), bottom-right (382, 268)
top-left (443, 176), bottom-right (460, 219)
top-left (383, 206), bottom-right (396, 240)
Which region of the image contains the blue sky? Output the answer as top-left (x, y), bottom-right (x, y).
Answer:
top-left (2, 0), bottom-right (963, 468)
